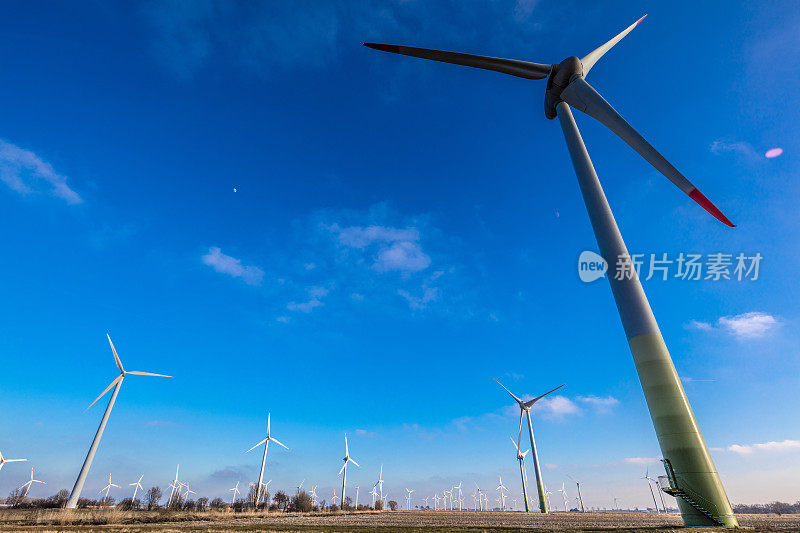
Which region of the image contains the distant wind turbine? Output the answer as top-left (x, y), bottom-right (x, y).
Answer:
top-left (558, 482), bottom-right (568, 512)
top-left (643, 466), bottom-right (660, 512)
top-left (18, 467), bottom-right (45, 498)
top-left (98, 473), bottom-right (120, 504)
top-left (66, 334), bottom-right (171, 508)
top-left (245, 413), bottom-right (289, 506)
top-left (374, 464), bottom-right (385, 502)
top-left (129, 474), bottom-right (144, 501)
top-left (496, 475), bottom-right (508, 511)
top-left (167, 465), bottom-right (181, 506)
top-left (567, 474), bottom-right (585, 512)
top-left (229, 481), bottom-right (240, 505)
top-left (510, 435), bottom-right (531, 512)
top-left (405, 488), bottom-right (414, 510)
top-left (337, 432), bottom-right (360, 509)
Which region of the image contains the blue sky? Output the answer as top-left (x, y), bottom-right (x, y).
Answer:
top-left (0, 0), bottom-right (799, 510)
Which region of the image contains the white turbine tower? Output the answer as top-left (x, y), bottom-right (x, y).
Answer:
top-left (374, 464), bottom-right (385, 503)
top-left (558, 482), bottom-right (569, 512)
top-left (297, 478), bottom-right (305, 494)
top-left (311, 485), bottom-right (318, 507)
top-left (355, 486), bottom-right (359, 508)
top-left (167, 465), bottom-right (181, 506)
top-left (98, 473), bottom-right (120, 505)
top-left (510, 435), bottom-right (532, 512)
top-left (245, 413), bottom-right (289, 507)
top-left (454, 482), bottom-right (463, 510)
top-left (18, 467), bottom-right (45, 498)
top-left (66, 334), bottom-right (172, 508)
top-left (434, 493), bottom-right (440, 510)
top-left (496, 475), bottom-right (508, 511)
top-left (405, 488), bottom-right (414, 510)
top-left (230, 481), bottom-right (241, 505)
top-left (0, 450), bottom-right (29, 473)
top-left (643, 467), bottom-right (660, 512)
top-left (370, 486), bottom-right (378, 508)
top-left (129, 474), bottom-right (144, 502)
top-left (258, 480), bottom-right (272, 505)
top-left (474, 482), bottom-right (483, 511)
top-left (331, 489), bottom-right (339, 507)
top-left (337, 432), bottom-right (360, 509)
top-left (567, 474), bottom-right (585, 512)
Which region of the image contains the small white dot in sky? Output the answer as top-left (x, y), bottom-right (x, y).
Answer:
top-left (233, 187), bottom-right (237, 192)
top-left (765, 148), bottom-right (783, 159)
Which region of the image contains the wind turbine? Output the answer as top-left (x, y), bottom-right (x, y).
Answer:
top-left (337, 432), bottom-right (360, 509)
top-left (230, 481), bottom-right (241, 505)
top-left (167, 465), bottom-right (181, 506)
top-left (510, 435), bottom-right (531, 512)
top-left (18, 467), bottom-right (45, 498)
top-left (454, 482), bottom-right (463, 510)
top-left (364, 16), bottom-right (738, 527)
top-left (643, 466), bottom-right (661, 512)
top-left (297, 478), bottom-right (305, 494)
top-left (331, 489), bottom-right (339, 507)
top-left (98, 473), bottom-right (120, 505)
top-left (0, 450), bottom-right (29, 473)
top-left (129, 474), bottom-right (144, 502)
top-left (494, 379), bottom-right (562, 513)
top-left (374, 464), bottom-right (384, 502)
top-left (183, 482), bottom-right (196, 501)
top-left (245, 413), bottom-right (289, 507)
top-left (567, 475), bottom-right (585, 512)
top-left (496, 475), bottom-right (508, 511)
top-left (405, 488), bottom-right (414, 510)
top-left (558, 482), bottom-right (569, 512)
top-left (311, 485), bottom-right (318, 507)
top-left (258, 480), bottom-right (272, 505)
top-left (434, 492), bottom-right (440, 510)
top-left (369, 486), bottom-right (378, 508)
top-left (355, 485), bottom-right (359, 508)
top-left (474, 482), bottom-right (483, 511)
top-left (66, 334), bottom-right (171, 508)
top-left (423, 496), bottom-right (429, 509)
top-left (544, 486), bottom-right (553, 512)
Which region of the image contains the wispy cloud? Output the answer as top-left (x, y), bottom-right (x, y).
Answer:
top-left (623, 456), bottom-right (661, 466)
top-left (534, 395), bottom-right (580, 420)
top-left (576, 395), bottom-right (620, 414)
top-left (710, 139), bottom-right (758, 160)
top-left (287, 286), bottom-right (329, 313)
top-left (201, 246), bottom-right (264, 285)
top-left (721, 440), bottom-right (800, 455)
top-left (0, 139), bottom-right (82, 204)
top-left (331, 223), bottom-right (430, 273)
top-left (690, 312), bottom-right (780, 340)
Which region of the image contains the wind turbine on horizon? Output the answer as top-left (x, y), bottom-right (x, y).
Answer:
top-left (246, 413), bottom-right (289, 507)
top-left (364, 16), bottom-right (738, 527)
top-left (405, 488), bottom-right (414, 510)
top-left (496, 475), bottom-right (508, 511)
top-left (66, 334), bottom-right (172, 508)
top-left (167, 465), bottom-right (181, 507)
top-left (229, 481), bottom-right (241, 505)
top-left (129, 474), bottom-right (144, 502)
top-left (510, 435), bottom-right (532, 512)
top-left (98, 473), bottom-right (120, 505)
top-left (374, 464), bottom-right (385, 503)
top-left (567, 475), bottom-right (585, 512)
top-left (18, 467), bottom-right (45, 498)
top-left (0, 450), bottom-right (29, 473)
top-left (494, 379), bottom-right (563, 513)
top-left (337, 432), bottom-right (360, 510)
top-left (558, 482), bottom-right (569, 512)
top-left (643, 466), bottom-right (663, 512)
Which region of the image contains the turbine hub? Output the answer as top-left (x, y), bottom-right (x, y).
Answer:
top-left (544, 56), bottom-right (583, 119)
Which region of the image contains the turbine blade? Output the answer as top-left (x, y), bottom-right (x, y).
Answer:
top-left (270, 437), bottom-right (289, 450)
top-left (560, 78), bottom-right (734, 226)
top-left (493, 378), bottom-right (524, 405)
top-left (349, 458), bottom-right (361, 468)
top-left (509, 435), bottom-right (520, 452)
top-left (245, 438), bottom-right (268, 453)
top-left (525, 383), bottom-right (566, 408)
top-left (126, 371), bottom-right (172, 377)
top-left (266, 412), bottom-right (271, 437)
top-left (581, 15), bottom-right (647, 75)
top-left (363, 43), bottom-right (551, 80)
top-left (345, 432), bottom-right (349, 456)
top-left (338, 463), bottom-right (346, 478)
top-left (84, 375), bottom-right (123, 413)
top-left (6, 459), bottom-right (30, 463)
top-left (107, 333), bottom-right (124, 373)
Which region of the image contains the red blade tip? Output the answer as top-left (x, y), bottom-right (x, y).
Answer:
top-left (689, 189), bottom-right (735, 227)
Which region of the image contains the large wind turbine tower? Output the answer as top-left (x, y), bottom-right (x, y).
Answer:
top-left (365, 15), bottom-right (737, 527)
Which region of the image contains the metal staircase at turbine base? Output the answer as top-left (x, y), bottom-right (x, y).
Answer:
top-left (658, 460), bottom-right (725, 527)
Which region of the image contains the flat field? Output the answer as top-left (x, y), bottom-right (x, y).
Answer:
top-left (1, 509), bottom-right (798, 532)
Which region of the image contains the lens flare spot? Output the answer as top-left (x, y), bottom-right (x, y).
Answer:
top-left (765, 148), bottom-right (783, 159)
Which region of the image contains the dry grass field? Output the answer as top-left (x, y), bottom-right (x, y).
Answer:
top-left (0, 509), bottom-right (799, 532)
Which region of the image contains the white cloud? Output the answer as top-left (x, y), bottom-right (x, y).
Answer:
top-left (725, 440), bottom-right (800, 455)
top-left (0, 139), bottom-right (82, 204)
top-left (710, 139), bottom-right (758, 159)
top-left (688, 312), bottom-right (779, 340)
top-left (397, 287), bottom-right (439, 310)
top-left (624, 456), bottom-right (661, 466)
top-left (719, 312), bottom-right (779, 339)
top-left (534, 395), bottom-right (580, 420)
top-left (287, 286), bottom-right (329, 313)
top-left (374, 240), bottom-right (431, 272)
top-left (201, 247), bottom-right (264, 285)
top-left (337, 225), bottom-right (420, 248)
top-left (576, 395), bottom-right (620, 413)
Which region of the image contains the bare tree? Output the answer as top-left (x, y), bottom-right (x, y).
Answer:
top-left (145, 486), bottom-right (162, 510)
